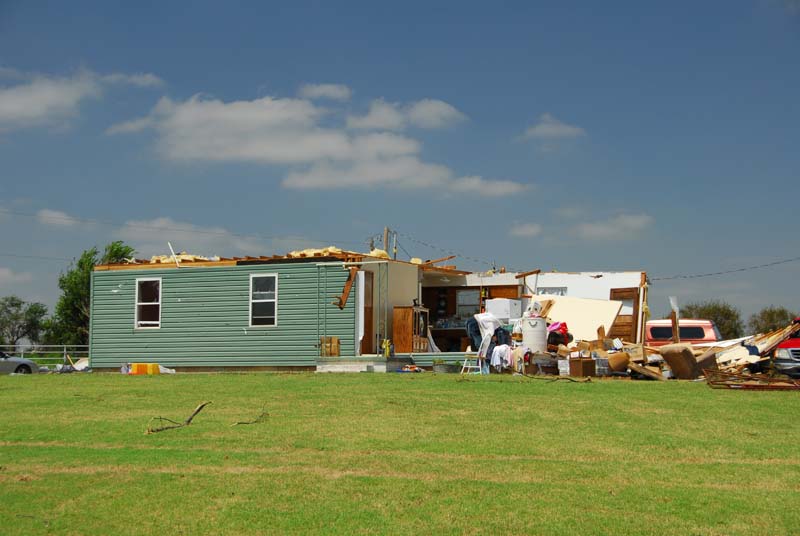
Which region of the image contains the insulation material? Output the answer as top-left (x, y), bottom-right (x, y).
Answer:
top-left (150, 252), bottom-right (215, 264)
top-left (368, 248), bottom-right (390, 259)
top-left (530, 294), bottom-right (622, 342)
top-left (287, 246), bottom-right (343, 257)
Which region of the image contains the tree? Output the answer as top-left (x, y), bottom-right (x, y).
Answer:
top-left (747, 306), bottom-right (798, 335)
top-left (0, 296), bottom-right (48, 347)
top-left (47, 241), bottom-right (136, 345)
top-left (680, 299), bottom-right (744, 340)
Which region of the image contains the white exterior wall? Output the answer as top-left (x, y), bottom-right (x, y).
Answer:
top-left (387, 262), bottom-right (421, 338)
top-left (520, 271), bottom-right (646, 341)
top-left (521, 272), bottom-right (643, 301)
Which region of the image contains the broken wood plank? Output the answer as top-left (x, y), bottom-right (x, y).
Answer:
top-left (515, 269), bottom-right (542, 279)
top-left (628, 362), bottom-right (666, 381)
top-left (333, 267), bottom-right (359, 310)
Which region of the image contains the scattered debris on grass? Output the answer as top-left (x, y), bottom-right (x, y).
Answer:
top-left (146, 401), bottom-right (211, 434)
top-left (704, 369), bottom-right (800, 390)
top-left (231, 406), bottom-right (269, 426)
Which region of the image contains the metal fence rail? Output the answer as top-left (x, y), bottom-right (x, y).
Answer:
top-left (0, 345), bottom-right (89, 368)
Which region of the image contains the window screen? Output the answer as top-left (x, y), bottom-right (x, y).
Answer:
top-left (251, 275), bottom-right (277, 326)
top-left (136, 279), bottom-right (161, 328)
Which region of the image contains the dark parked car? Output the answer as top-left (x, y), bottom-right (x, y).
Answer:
top-left (0, 351), bottom-right (43, 374)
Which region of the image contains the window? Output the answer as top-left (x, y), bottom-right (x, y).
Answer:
top-left (135, 278), bottom-right (161, 328)
top-left (250, 274), bottom-right (277, 326)
top-left (650, 326), bottom-right (706, 340)
top-left (537, 287), bottom-right (567, 296)
top-left (456, 289), bottom-right (480, 319)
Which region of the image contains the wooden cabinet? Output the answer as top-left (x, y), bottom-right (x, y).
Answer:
top-left (393, 306), bottom-right (430, 353)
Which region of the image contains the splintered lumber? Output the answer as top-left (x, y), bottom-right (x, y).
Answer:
top-left (628, 362), bottom-right (666, 381)
top-left (670, 311), bottom-right (680, 343)
top-left (704, 369), bottom-right (800, 390)
top-left (597, 326), bottom-right (606, 342)
top-left (659, 343), bottom-right (701, 379)
top-left (422, 255), bottom-right (457, 266)
top-left (333, 267), bottom-right (359, 310)
top-left (695, 348), bottom-right (719, 373)
top-left (539, 300), bottom-right (555, 318)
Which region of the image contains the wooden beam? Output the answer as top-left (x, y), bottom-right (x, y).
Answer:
top-left (670, 311), bottom-right (680, 344)
top-left (628, 362), bottom-right (666, 381)
top-left (515, 269), bottom-right (541, 279)
top-left (422, 255), bottom-right (457, 266)
top-left (333, 267), bottom-right (359, 310)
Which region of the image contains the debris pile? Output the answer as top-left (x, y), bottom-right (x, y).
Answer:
top-left (461, 301), bottom-right (800, 385)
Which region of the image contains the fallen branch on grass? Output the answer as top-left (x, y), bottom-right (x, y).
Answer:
top-left (231, 406), bottom-right (269, 426)
top-left (146, 401), bottom-right (211, 434)
top-left (522, 374), bottom-right (592, 383)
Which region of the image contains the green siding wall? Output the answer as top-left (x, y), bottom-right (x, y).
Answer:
top-left (89, 262), bottom-right (355, 368)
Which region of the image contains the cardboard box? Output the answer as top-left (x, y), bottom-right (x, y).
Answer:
top-left (569, 358), bottom-right (596, 377)
top-left (320, 336), bottom-right (340, 357)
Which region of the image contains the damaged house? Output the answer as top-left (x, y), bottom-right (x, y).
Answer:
top-left (88, 246), bottom-right (648, 371)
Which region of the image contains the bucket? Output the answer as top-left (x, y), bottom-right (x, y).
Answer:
top-left (521, 317), bottom-right (547, 353)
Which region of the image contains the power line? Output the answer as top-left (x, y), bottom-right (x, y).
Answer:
top-left (396, 239), bottom-right (413, 260)
top-left (0, 208), bottom-right (365, 247)
top-left (651, 256), bottom-right (800, 281)
top-left (395, 230), bottom-right (514, 270)
top-left (0, 253), bottom-right (74, 262)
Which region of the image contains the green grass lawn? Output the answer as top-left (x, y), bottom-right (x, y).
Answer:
top-left (1, 373), bottom-right (799, 535)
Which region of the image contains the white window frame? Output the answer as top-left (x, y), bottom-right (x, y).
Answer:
top-left (249, 273), bottom-right (278, 327)
top-left (135, 277), bottom-right (162, 329)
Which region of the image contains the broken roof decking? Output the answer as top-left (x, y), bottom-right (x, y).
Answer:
top-left (94, 249), bottom-right (473, 275)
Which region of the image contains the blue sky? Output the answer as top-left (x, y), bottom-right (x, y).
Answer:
top-left (1, 0), bottom-right (798, 322)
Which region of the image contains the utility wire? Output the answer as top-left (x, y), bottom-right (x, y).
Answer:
top-left (396, 230), bottom-right (524, 272)
top-left (398, 229), bottom-right (799, 281)
top-left (395, 231), bottom-right (495, 268)
top-left (396, 240), bottom-right (413, 260)
top-left (0, 253), bottom-right (74, 262)
top-left (0, 208), bottom-right (364, 247)
top-left (651, 255), bottom-right (800, 281)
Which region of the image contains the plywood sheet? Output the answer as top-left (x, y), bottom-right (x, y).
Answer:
top-left (530, 294), bottom-right (622, 342)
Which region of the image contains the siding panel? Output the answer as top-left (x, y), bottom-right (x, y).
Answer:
top-left (89, 263), bottom-right (355, 368)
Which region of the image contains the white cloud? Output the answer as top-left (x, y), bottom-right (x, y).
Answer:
top-left (572, 213), bottom-right (653, 240)
top-left (114, 95), bottom-right (354, 164)
top-left (0, 68), bottom-right (162, 132)
top-left (283, 157), bottom-right (525, 196)
top-left (509, 223), bottom-right (543, 238)
top-left (36, 209), bottom-right (79, 227)
top-left (0, 72), bottom-right (100, 130)
top-left (523, 113), bottom-right (586, 140)
top-left (346, 99), bottom-right (406, 130)
top-left (0, 267), bottom-right (33, 285)
top-left (554, 206), bottom-right (583, 219)
top-left (102, 72), bottom-right (164, 88)
top-left (284, 156), bottom-right (452, 190)
top-left (105, 116), bottom-right (154, 135)
top-left (407, 99), bottom-right (467, 128)
top-left (115, 217), bottom-right (263, 258)
top-left (347, 98), bottom-right (467, 130)
top-left (298, 83), bottom-right (351, 101)
top-left (448, 176), bottom-right (527, 196)
top-left (111, 92), bottom-right (524, 196)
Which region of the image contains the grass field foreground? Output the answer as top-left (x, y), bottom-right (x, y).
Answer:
top-left (1, 373), bottom-right (799, 535)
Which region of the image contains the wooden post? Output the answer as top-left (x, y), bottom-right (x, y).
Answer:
top-left (670, 310), bottom-right (681, 343)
